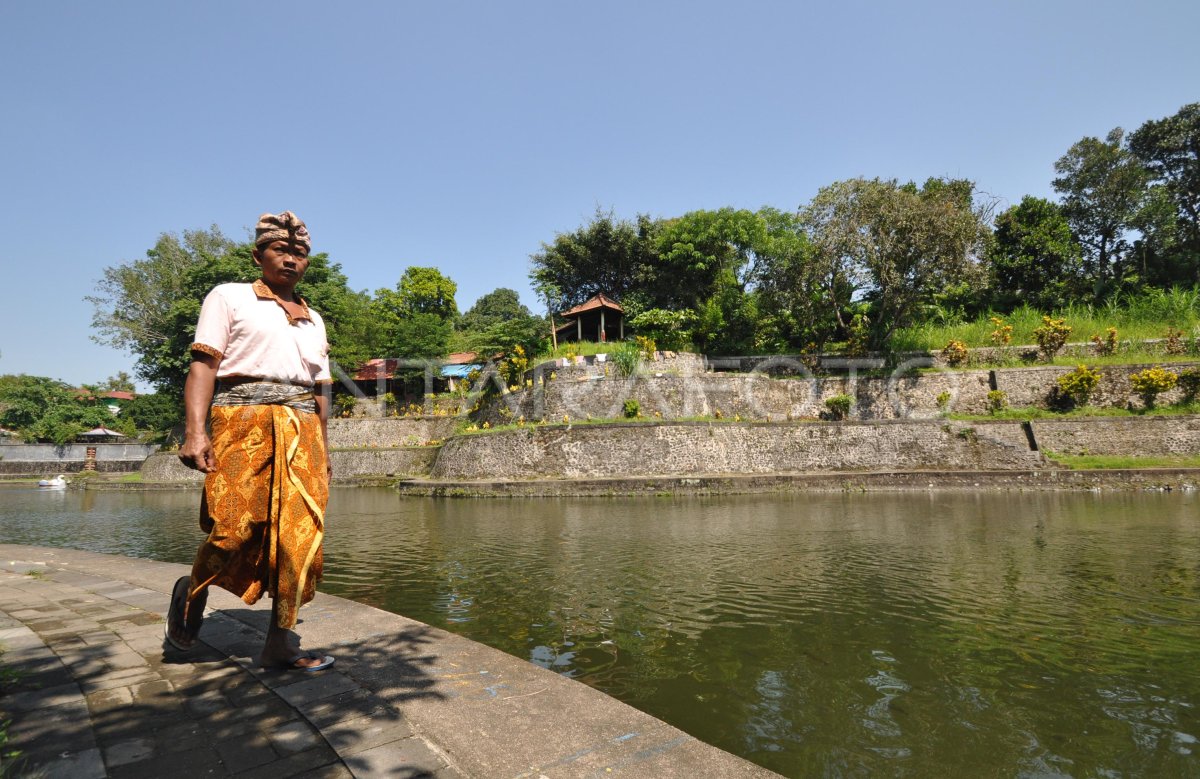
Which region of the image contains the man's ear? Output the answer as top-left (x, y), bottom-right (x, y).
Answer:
top-left (251, 247), bottom-right (263, 267)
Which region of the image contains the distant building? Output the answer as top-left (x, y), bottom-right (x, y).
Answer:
top-left (555, 294), bottom-right (624, 343)
top-left (74, 389), bottom-right (136, 417)
top-left (351, 352), bottom-right (484, 396)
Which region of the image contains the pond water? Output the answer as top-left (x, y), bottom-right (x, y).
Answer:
top-left (1, 485), bottom-right (1198, 777)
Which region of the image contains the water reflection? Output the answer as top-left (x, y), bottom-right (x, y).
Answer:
top-left (0, 486), bottom-right (1197, 776)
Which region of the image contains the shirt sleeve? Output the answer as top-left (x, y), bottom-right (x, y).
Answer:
top-left (190, 287), bottom-right (231, 360)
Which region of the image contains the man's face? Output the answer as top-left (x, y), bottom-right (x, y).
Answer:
top-left (254, 239), bottom-right (310, 287)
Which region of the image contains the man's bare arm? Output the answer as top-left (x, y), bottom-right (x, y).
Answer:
top-left (178, 354), bottom-right (219, 473)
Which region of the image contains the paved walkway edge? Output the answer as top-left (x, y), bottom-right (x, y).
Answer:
top-left (0, 544), bottom-right (778, 778)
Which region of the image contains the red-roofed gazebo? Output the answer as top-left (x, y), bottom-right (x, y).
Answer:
top-left (555, 294), bottom-right (624, 344)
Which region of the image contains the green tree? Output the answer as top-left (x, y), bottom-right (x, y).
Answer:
top-left (373, 267), bottom-right (459, 360)
top-left (468, 315), bottom-right (547, 359)
top-left (87, 226), bottom-right (235, 385)
top-left (0, 375), bottom-right (127, 444)
top-left (989, 196), bottom-right (1084, 311)
top-left (651, 208), bottom-right (766, 309)
top-left (800, 177), bottom-right (993, 347)
top-left (1128, 103), bottom-right (1200, 286)
top-left (121, 392), bottom-right (183, 438)
top-left (1053, 128), bottom-right (1149, 293)
top-left (529, 209), bottom-right (660, 311)
top-left (98, 372), bottom-right (137, 394)
top-left (747, 207), bottom-right (831, 351)
top-left (459, 288), bottom-right (532, 332)
top-left (397, 266), bottom-right (458, 319)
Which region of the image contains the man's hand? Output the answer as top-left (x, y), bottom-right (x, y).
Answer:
top-left (178, 434), bottom-right (217, 473)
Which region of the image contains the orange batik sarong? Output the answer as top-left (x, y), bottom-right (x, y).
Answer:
top-left (189, 402), bottom-right (328, 629)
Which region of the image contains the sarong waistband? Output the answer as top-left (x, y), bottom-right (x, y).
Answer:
top-left (213, 380), bottom-right (317, 414)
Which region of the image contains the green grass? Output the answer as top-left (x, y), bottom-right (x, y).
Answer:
top-left (539, 341), bottom-right (628, 361)
top-left (893, 291), bottom-right (1200, 352)
top-left (1044, 452), bottom-right (1200, 470)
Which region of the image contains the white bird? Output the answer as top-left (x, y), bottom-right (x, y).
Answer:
top-left (37, 475), bottom-right (67, 489)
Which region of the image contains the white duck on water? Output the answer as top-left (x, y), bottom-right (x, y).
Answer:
top-left (37, 475), bottom-right (67, 488)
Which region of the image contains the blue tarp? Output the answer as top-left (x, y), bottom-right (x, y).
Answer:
top-left (440, 364), bottom-right (480, 379)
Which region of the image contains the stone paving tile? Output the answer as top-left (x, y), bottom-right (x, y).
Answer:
top-left (77, 666), bottom-right (160, 693)
top-left (296, 687), bottom-right (391, 729)
top-left (268, 719), bottom-right (323, 755)
top-left (341, 738), bottom-right (449, 778)
top-left (108, 745), bottom-right (226, 779)
top-left (104, 737), bottom-right (156, 768)
top-left (231, 746), bottom-right (342, 779)
top-left (271, 669), bottom-right (360, 706)
top-left (36, 746), bottom-right (107, 779)
top-left (3, 681), bottom-right (86, 711)
top-left (322, 712), bottom-right (416, 757)
top-left (293, 762), bottom-right (356, 779)
top-left (4, 699), bottom-right (95, 756)
top-left (214, 732), bottom-right (279, 772)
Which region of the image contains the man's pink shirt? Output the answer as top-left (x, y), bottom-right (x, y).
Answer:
top-left (190, 280), bottom-right (332, 386)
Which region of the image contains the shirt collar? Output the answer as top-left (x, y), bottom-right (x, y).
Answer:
top-left (252, 278), bottom-right (312, 325)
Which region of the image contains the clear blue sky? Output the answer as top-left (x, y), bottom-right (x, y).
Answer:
top-left (1, 0), bottom-right (1196, 390)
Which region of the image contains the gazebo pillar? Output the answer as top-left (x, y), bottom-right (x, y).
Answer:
top-left (576, 317), bottom-right (582, 341)
top-left (600, 309), bottom-right (606, 342)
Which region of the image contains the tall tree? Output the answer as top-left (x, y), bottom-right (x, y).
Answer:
top-left (746, 207), bottom-right (830, 351)
top-left (800, 177), bottom-right (993, 347)
top-left (989, 196), bottom-right (1083, 312)
top-left (459, 288), bottom-right (532, 332)
top-left (99, 372), bottom-right (137, 394)
top-left (529, 209), bottom-right (659, 311)
top-left (373, 267), bottom-right (459, 359)
top-left (1128, 103), bottom-right (1200, 286)
top-left (1053, 128), bottom-right (1149, 293)
top-left (87, 226), bottom-right (234, 376)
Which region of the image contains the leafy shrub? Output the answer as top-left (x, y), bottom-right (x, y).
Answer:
top-left (634, 335), bottom-right (657, 361)
top-left (989, 316), bottom-right (1013, 346)
top-left (610, 344), bottom-right (642, 377)
top-left (941, 340), bottom-right (969, 367)
top-left (1178, 368), bottom-right (1200, 402)
top-left (623, 399), bottom-right (641, 418)
top-left (1053, 364), bottom-right (1100, 409)
top-left (936, 391), bottom-right (952, 411)
top-left (627, 308), bottom-right (695, 352)
top-left (333, 394), bottom-right (357, 418)
top-left (846, 313), bottom-right (871, 357)
top-left (987, 390), bottom-right (1008, 413)
top-left (825, 394), bottom-right (853, 421)
top-left (1034, 316), bottom-right (1072, 360)
top-left (500, 345), bottom-right (529, 386)
top-left (1091, 327), bottom-right (1118, 355)
top-left (1130, 365), bottom-right (1178, 408)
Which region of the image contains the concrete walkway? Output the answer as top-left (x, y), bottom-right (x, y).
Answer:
top-left (0, 545), bottom-right (777, 778)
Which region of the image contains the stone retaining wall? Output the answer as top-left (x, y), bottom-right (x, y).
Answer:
top-left (140, 446), bottom-right (439, 482)
top-left (0, 443), bottom-right (159, 474)
top-left (329, 447), bottom-right (439, 477)
top-left (1032, 416), bottom-right (1200, 456)
top-left (430, 420), bottom-right (1045, 480)
top-left (326, 417), bottom-right (456, 448)
top-left (479, 362), bottom-right (1200, 424)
